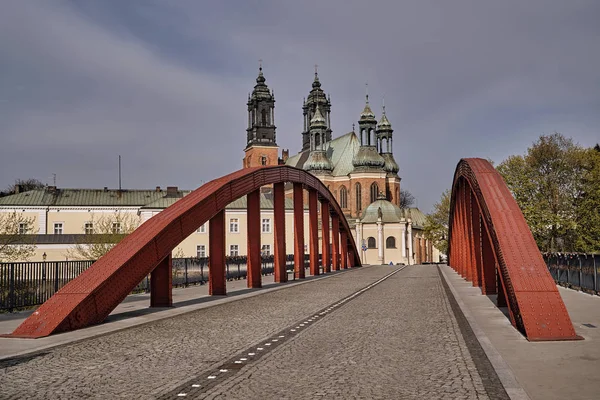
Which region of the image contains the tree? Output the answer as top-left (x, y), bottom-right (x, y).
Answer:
top-left (423, 189), bottom-right (450, 255)
top-left (497, 133), bottom-right (596, 252)
top-left (399, 188), bottom-right (415, 208)
top-left (66, 212), bottom-right (141, 260)
top-left (0, 211), bottom-right (36, 262)
top-left (4, 178), bottom-right (45, 195)
top-left (573, 146), bottom-right (600, 252)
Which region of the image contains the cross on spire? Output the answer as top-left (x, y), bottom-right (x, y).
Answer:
top-left (259, 59), bottom-right (263, 71)
top-left (365, 82), bottom-right (369, 103)
top-left (314, 64), bottom-right (318, 76)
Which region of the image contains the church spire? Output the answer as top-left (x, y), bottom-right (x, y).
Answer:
top-left (302, 66), bottom-right (332, 152)
top-left (246, 62), bottom-right (276, 149)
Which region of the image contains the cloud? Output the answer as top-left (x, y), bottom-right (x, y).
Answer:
top-left (1, 0), bottom-right (599, 212)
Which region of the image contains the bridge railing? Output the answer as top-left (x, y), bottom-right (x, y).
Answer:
top-left (0, 254), bottom-right (315, 312)
top-left (544, 253), bottom-right (599, 294)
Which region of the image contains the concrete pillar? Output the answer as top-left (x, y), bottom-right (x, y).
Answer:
top-left (309, 190), bottom-right (319, 276)
top-left (321, 201), bottom-right (331, 273)
top-left (150, 252), bottom-right (172, 307)
top-left (331, 214), bottom-right (340, 271)
top-left (209, 210), bottom-right (226, 295)
top-left (273, 182), bottom-right (287, 283)
top-left (355, 221), bottom-right (362, 264)
top-left (407, 220), bottom-right (413, 265)
top-left (247, 189), bottom-right (262, 288)
top-left (377, 219), bottom-right (383, 264)
top-left (341, 230), bottom-right (348, 269)
top-left (293, 183), bottom-right (305, 279)
top-left (400, 224), bottom-right (406, 261)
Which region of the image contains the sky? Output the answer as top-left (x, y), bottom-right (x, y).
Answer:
top-left (1, 1), bottom-right (599, 213)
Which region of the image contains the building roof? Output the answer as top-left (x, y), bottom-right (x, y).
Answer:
top-left (0, 188), bottom-right (299, 210)
top-left (405, 207), bottom-right (428, 229)
top-left (286, 131), bottom-right (360, 177)
top-left (0, 188), bottom-right (168, 207)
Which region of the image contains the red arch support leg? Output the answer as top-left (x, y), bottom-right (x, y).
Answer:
top-left (331, 214), bottom-right (340, 271)
top-left (247, 189), bottom-right (262, 288)
top-left (309, 190), bottom-right (319, 276)
top-left (321, 201), bottom-right (331, 273)
top-left (273, 182), bottom-right (287, 283)
top-left (293, 183), bottom-right (305, 279)
top-left (150, 253), bottom-right (172, 307)
top-left (209, 210), bottom-right (226, 296)
top-left (340, 230), bottom-right (348, 269)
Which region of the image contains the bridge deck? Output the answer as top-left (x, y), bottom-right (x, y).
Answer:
top-left (0, 265), bottom-right (597, 399)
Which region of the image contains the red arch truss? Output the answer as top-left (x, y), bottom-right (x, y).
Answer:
top-left (10, 166), bottom-right (361, 338)
top-left (448, 158), bottom-right (579, 341)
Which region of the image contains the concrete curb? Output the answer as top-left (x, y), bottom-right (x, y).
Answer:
top-left (438, 265), bottom-right (531, 400)
top-left (0, 267), bottom-right (359, 361)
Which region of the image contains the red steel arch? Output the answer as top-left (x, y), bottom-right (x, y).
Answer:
top-left (10, 166), bottom-right (361, 338)
top-left (448, 158), bottom-right (579, 341)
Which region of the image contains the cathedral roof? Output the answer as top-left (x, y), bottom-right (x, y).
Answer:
top-left (286, 132), bottom-right (360, 177)
top-left (381, 153), bottom-right (399, 174)
top-left (359, 102), bottom-right (376, 121)
top-left (304, 150), bottom-right (333, 172)
top-left (352, 146), bottom-right (385, 170)
top-left (310, 105), bottom-right (327, 128)
top-left (378, 112), bottom-right (392, 130)
top-left (249, 67), bottom-right (273, 102)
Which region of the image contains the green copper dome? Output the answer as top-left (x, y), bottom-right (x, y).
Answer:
top-left (352, 146), bottom-right (385, 170)
top-left (361, 198), bottom-right (404, 223)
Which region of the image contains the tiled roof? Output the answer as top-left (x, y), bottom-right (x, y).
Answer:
top-left (0, 189), bottom-right (167, 207)
top-left (0, 188), bottom-right (299, 210)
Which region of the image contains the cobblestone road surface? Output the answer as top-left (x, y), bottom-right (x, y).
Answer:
top-left (0, 265), bottom-right (506, 399)
top-left (198, 266), bottom-right (494, 400)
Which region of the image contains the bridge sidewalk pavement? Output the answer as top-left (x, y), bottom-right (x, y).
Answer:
top-left (440, 264), bottom-right (600, 400)
top-left (0, 268), bottom-right (319, 360)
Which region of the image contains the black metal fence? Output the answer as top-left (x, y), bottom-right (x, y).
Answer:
top-left (544, 253), bottom-right (599, 294)
top-left (0, 254), bottom-right (313, 312)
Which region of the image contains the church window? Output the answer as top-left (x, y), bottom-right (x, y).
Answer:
top-left (355, 183), bottom-right (362, 211)
top-left (370, 183), bottom-right (379, 203)
top-left (367, 237), bottom-right (376, 248)
top-left (396, 187), bottom-right (400, 206)
top-left (339, 186), bottom-right (347, 208)
top-left (261, 109), bottom-right (267, 126)
top-left (261, 156), bottom-right (267, 166)
top-left (386, 236), bottom-right (396, 249)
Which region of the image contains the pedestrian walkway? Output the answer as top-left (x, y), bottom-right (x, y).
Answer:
top-left (440, 264), bottom-right (600, 400)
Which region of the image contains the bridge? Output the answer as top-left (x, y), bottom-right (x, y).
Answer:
top-left (0, 161), bottom-right (597, 399)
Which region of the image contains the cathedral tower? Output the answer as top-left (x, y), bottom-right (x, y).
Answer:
top-left (244, 64), bottom-right (279, 168)
top-left (301, 67), bottom-right (332, 152)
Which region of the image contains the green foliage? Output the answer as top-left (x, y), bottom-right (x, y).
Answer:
top-left (65, 212), bottom-right (140, 260)
top-left (497, 133), bottom-right (599, 252)
top-left (423, 189), bottom-right (450, 254)
top-left (0, 211), bottom-right (37, 262)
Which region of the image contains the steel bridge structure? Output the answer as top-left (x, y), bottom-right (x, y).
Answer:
top-left (447, 158), bottom-right (579, 341)
top-left (9, 166), bottom-right (361, 338)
